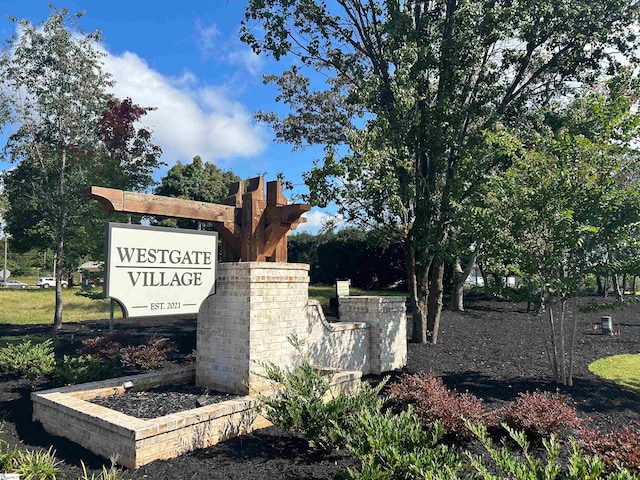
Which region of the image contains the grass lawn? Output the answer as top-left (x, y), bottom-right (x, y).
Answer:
top-left (0, 284), bottom-right (407, 325)
top-left (0, 287), bottom-right (121, 325)
top-left (308, 285), bottom-right (407, 308)
top-left (588, 353), bottom-right (640, 391)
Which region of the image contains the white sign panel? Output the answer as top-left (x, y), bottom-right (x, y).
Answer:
top-left (106, 223), bottom-right (217, 317)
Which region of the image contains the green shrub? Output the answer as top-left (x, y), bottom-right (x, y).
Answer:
top-left (466, 421), bottom-right (639, 480)
top-left (79, 459), bottom-right (131, 480)
top-left (55, 355), bottom-right (120, 385)
top-left (0, 339), bottom-right (56, 379)
top-left (335, 407), bottom-right (461, 480)
top-left (13, 447), bottom-right (62, 480)
top-left (255, 334), bottom-right (386, 450)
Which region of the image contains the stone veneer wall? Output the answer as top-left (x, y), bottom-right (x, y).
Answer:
top-left (337, 296), bottom-right (407, 374)
top-left (196, 262), bottom-right (310, 395)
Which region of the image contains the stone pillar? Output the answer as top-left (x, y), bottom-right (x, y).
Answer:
top-left (196, 262), bottom-right (310, 395)
top-left (338, 296), bottom-right (407, 375)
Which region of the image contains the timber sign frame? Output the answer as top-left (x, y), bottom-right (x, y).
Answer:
top-left (87, 176), bottom-right (310, 262)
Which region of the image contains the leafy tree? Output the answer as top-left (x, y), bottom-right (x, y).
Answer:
top-left (484, 77), bottom-right (640, 385)
top-left (0, 8), bottom-right (161, 328)
top-left (241, 0), bottom-right (640, 343)
top-left (153, 156), bottom-right (240, 230)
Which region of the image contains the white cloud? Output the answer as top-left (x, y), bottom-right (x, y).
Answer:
top-left (297, 208), bottom-right (339, 232)
top-left (100, 49), bottom-right (267, 166)
top-left (194, 20), bottom-right (265, 78)
top-left (194, 20), bottom-right (221, 59)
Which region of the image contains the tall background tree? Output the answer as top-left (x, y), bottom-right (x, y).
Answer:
top-left (153, 156), bottom-right (240, 230)
top-left (241, 0), bottom-right (640, 343)
top-left (482, 76), bottom-right (640, 385)
top-left (0, 8), bottom-right (162, 329)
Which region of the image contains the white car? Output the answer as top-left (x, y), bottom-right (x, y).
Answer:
top-left (36, 277), bottom-right (68, 288)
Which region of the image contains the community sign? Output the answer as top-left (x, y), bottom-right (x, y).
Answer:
top-left (106, 223), bottom-right (217, 317)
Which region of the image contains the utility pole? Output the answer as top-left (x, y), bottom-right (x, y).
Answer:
top-left (3, 236), bottom-right (6, 282)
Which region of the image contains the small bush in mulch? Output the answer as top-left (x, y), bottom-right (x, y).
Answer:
top-left (77, 336), bottom-right (122, 359)
top-left (579, 424), bottom-right (640, 474)
top-left (0, 339), bottom-right (56, 380)
top-left (120, 336), bottom-right (176, 372)
top-left (55, 355), bottom-right (121, 386)
top-left (389, 371), bottom-right (490, 440)
top-left (495, 389), bottom-right (582, 437)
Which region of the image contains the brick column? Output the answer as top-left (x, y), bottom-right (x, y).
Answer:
top-left (196, 262), bottom-right (310, 395)
top-left (338, 296), bottom-right (407, 374)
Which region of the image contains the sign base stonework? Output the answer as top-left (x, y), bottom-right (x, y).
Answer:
top-left (196, 262), bottom-right (310, 395)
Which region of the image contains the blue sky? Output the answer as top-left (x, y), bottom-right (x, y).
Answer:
top-left (0, 1), bottom-right (331, 232)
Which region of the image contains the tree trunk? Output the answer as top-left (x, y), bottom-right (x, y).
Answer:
top-left (633, 276), bottom-right (637, 295)
top-left (452, 272), bottom-right (465, 312)
top-left (405, 243), bottom-right (430, 343)
top-left (596, 276), bottom-right (603, 295)
top-left (548, 301), bottom-right (560, 383)
top-left (612, 274), bottom-right (623, 302)
top-left (558, 295), bottom-right (567, 385)
top-left (567, 296), bottom-right (578, 387)
top-left (53, 148), bottom-right (67, 330)
top-left (53, 236), bottom-right (65, 330)
top-left (451, 251), bottom-right (477, 312)
top-left (427, 257), bottom-right (444, 344)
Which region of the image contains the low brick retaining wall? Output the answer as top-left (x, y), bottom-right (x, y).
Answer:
top-left (32, 365), bottom-right (361, 469)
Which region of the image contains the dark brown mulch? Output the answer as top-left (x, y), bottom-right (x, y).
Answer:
top-left (0, 295), bottom-right (638, 479)
top-left (91, 384), bottom-right (238, 418)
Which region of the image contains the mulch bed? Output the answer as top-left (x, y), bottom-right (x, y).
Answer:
top-left (91, 384), bottom-right (238, 418)
top-left (0, 295), bottom-right (638, 479)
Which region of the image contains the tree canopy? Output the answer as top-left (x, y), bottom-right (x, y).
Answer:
top-left (0, 7), bottom-right (162, 328)
top-left (242, 0), bottom-right (640, 343)
top-left (153, 156), bottom-right (240, 230)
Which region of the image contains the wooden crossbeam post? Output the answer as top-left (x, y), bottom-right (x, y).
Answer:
top-left (86, 176), bottom-right (310, 263)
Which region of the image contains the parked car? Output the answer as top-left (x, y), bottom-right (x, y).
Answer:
top-left (0, 279), bottom-right (28, 289)
top-left (36, 277), bottom-right (68, 288)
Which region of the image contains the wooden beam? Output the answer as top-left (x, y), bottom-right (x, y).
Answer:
top-left (86, 186), bottom-right (236, 224)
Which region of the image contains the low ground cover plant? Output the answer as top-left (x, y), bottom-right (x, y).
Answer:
top-left (466, 421), bottom-right (637, 480)
top-left (579, 425), bottom-right (640, 474)
top-left (389, 371), bottom-right (491, 439)
top-left (0, 334), bottom-right (177, 385)
top-left (255, 334), bottom-right (386, 450)
top-left (259, 358), bottom-right (640, 479)
top-left (0, 338), bottom-right (56, 379)
top-left (120, 336), bottom-right (176, 372)
top-left (496, 390), bottom-right (582, 437)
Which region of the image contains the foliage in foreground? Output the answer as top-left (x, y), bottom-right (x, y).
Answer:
top-left (79, 459), bottom-right (131, 480)
top-left (579, 425), bottom-right (640, 474)
top-left (0, 339), bottom-right (56, 379)
top-left (467, 422), bottom-right (638, 480)
top-left (259, 351), bottom-right (640, 478)
top-left (55, 355), bottom-right (120, 386)
top-left (336, 407), bottom-right (461, 480)
top-left (390, 371), bottom-right (489, 439)
top-left (255, 334), bottom-right (386, 450)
